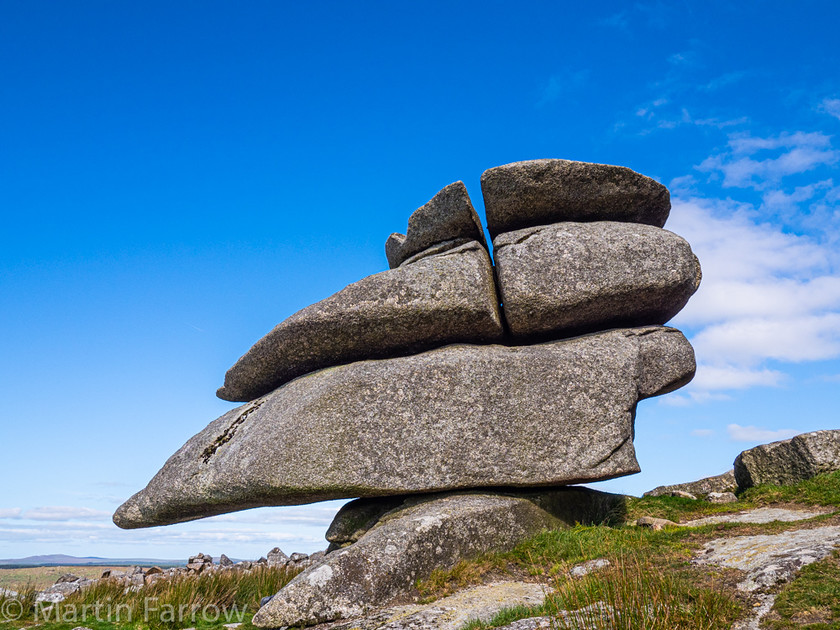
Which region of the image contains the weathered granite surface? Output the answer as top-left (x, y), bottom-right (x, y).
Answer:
top-left (114, 326), bottom-right (693, 529)
top-left (734, 430), bottom-right (840, 489)
top-left (217, 241), bottom-right (503, 402)
top-left (385, 181), bottom-right (488, 269)
top-left (480, 159), bottom-right (670, 237)
top-left (252, 494), bottom-right (560, 627)
top-left (493, 221), bottom-right (701, 338)
top-left (644, 470), bottom-right (736, 497)
top-left (327, 487), bottom-right (628, 546)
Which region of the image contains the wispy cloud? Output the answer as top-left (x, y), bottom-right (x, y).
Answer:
top-left (726, 424), bottom-right (798, 442)
top-left (22, 507), bottom-right (112, 521)
top-left (691, 429), bottom-right (715, 437)
top-left (819, 98), bottom-right (840, 121)
top-left (0, 508), bottom-right (22, 519)
top-left (699, 132), bottom-right (839, 189)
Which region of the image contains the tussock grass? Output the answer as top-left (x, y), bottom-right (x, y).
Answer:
top-left (0, 565), bottom-right (299, 630)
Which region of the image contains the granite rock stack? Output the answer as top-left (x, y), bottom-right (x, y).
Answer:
top-left (115, 159), bottom-right (701, 627)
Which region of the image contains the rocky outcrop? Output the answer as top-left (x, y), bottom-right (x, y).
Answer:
top-left (114, 326), bottom-right (692, 528)
top-left (494, 221), bottom-right (701, 338)
top-left (217, 241), bottom-right (503, 402)
top-left (644, 470), bottom-right (737, 497)
top-left (480, 159), bottom-right (670, 237)
top-left (385, 181), bottom-right (487, 268)
top-left (734, 430), bottom-right (840, 490)
top-left (116, 160), bottom-right (701, 626)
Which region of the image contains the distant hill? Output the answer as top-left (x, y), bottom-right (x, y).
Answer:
top-left (0, 554), bottom-right (183, 567)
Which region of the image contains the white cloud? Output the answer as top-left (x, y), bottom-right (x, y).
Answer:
top-left (820, 98), bottom-right (840, 121)
top-left (666, 194), bottom-right (840, 398)
top-left (690, 365), bottom-right (786, 391)
top-left (0, 508), bottom-right (22, 519)
top-left (22, 507), bottom-right (113, 521)
top-left (727, 424), bottom-right (798, 442)
top-left (699, 132), bottom-right (838, 189)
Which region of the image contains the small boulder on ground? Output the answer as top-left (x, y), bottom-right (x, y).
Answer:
top-left (706, 491), bottom-right (738, 504)
top-left (644, 469), bottom-right (737, 497)
top-left (734, 429), bottom-right (840, 490)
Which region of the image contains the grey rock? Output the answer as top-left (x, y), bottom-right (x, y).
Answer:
top-left (385, 181), bottom-right (488, 269)
top-left (259, 595), bottom-right (274, 608)
top-left (694, 525), bottom-right (840, 592)
top-left (219, 554), bottom-right (233, 567)
top-left (569, 558), bottom-right (611, 578)
top-left (734, 430), bottom-right (840, 490)
top-left (683, 507), bottom-right (829, 527)
top-left (705, 491), bottom-right (738, 504)
top-left (188, 553), bottom-right (212, 565)
top-left (669, 490), bottom-right (698, 500)
top-left (267, 547), bottom-right (289, 567)
top-left (644, 470), bottom-right (737, 497)
top-left (326, 496), bottom-right (407, 544)
top-left (327, 488), bottom-right (627, 550)
top-left (289, 552), bottom-right (309, 563)
top-left (35, 579), bottom-right (93, 604)
top-left (480, 159), bottom-right (670, 237)
top-left (217, 241), bottom-right (503, 402)
top-left (55, 573), bottom-right (81, 584)
top-left (251, 493), bottom-right (562, 627)
top-left (493, 222), bottom-right (701, 339)
top-left (313, 581), bottom-right (549, 630)
top-left (114, 327), bottom-right (693, 528)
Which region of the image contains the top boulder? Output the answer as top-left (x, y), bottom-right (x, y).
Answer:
top-left (480, 159), bottom-right (671, 237)
top-left (385, 181), bottom-right (488, 268)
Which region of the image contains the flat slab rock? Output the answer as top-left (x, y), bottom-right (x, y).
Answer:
top-left (493, 221), bottom-right (701, 339)
top-left (294, 581), bottom-right (547, 630)
top-left (114, 326), bottom-right (693, 528)
top-left (644, 470), bottom-right (736, 497)
top-left (480, 159), bottom-right (670, 238)
top-left (682, 507), bottom-right (830, 527)
top-left (694, 525), bottom-right (840, 592)
top-left (734, 429), bottom-right (840, 489)
top-left (385, 181), bottom-right (488, 269)
top-left (217, 241), bottom-right (503, 402)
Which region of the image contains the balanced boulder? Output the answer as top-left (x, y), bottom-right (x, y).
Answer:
top-left (114, 326), bottom-right (694, 528)
top-left (217, 241), bottom-right (503, 402)
top-left (480, 159), bottom-right (671, 238)
top-left (734, 430), bottom-right (840, 490)
top-left (493, 221), bottom-right (701, 338)
top-left (385, 181), bottom-right (487, 268)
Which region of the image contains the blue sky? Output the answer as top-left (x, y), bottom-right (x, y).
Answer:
top-left (1, 1), bottom-right (839, 560)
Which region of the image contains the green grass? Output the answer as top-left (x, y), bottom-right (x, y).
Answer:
top-left (0, 565), bottom-right (299, 630)
top-left (741, 470), bottom-right (840, 507)
top-left (762, 550), bottom-right (840, 629)
top-left (457, 554), bottom-right (741, 630)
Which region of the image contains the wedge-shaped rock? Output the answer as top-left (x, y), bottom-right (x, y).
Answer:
top-left (217, 241), bottom-right (503, 402)
top-left (734, 430), bottom-right (840, 490)
top-left (494, 222), bottom-right (701, 339)
top-left (481, 159), bottom-right (670, 237)
top-left (114, 327), bottom-right (694, 529)
top-left (385, 181), bottom-right (487, 269)
top-left (253, 489), bottom-right (625, 627)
